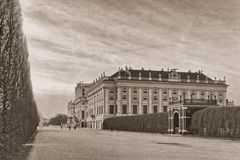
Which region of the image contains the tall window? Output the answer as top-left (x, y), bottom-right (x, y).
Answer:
top-left (163, 106), bottom-right (168, 112)
top-left (133, 105), bottom-right (138, 114)
top-left (143, 105), bottom-right (148, 114)
top-left (82, 111), bottom-right (85, 119)
top-left (153, 105), bottom-right (158, 113)
top-left (109, 105), bottom-right (114, 114)
top-left (122, 105), bottom-right (127, 114)
top-left (82, 88), bottom-right (85, 96)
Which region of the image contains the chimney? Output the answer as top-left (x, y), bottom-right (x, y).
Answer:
top-left (197, 74), bottom-right (200, 83)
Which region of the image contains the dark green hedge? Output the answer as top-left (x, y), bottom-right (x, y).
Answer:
top-left (103, 113), bottom-right (168, 133)
top-left (190, 107), bottom-right (240, 138)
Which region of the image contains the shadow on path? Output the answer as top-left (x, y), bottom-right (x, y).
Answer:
top-left (16, 131), bottom-right (38, 160)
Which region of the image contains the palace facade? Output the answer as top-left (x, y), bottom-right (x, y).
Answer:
top-left (67, 67), bottom-right (228, 130)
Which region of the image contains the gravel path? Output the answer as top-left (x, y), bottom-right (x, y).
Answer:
top-left (26, 126), bottom-right (240, 160)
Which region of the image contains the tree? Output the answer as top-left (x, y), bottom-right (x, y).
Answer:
top-left (49, 114), bottom-right (68, 126)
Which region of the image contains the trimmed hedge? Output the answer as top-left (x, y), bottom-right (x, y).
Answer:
top-left (103, 113), bottom-right (168, 133)
top-left (190, 107), bottom-right (240, 138)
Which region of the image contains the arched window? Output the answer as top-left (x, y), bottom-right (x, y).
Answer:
top-left (82, 88), bottom-right (85, 96)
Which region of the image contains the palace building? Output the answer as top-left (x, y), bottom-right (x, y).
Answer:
top-left (67, 67), bottom-right (228, 131)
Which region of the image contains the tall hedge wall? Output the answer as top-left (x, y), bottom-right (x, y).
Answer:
top-left (190, 107), bottom-right (240, 138)
top-left (0, 0), bottom-right (39, 159)
top-left (103, 113), bottom-right (168, 133)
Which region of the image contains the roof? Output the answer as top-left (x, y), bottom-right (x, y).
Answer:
top-left (107, 69), bottom-right (219, 84)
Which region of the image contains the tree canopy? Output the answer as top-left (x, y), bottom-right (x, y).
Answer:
top-left (49, 114), bottom-right (68, 125)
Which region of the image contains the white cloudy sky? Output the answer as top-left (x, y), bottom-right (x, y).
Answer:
top-left (20, 0), bottom-right (240, 118)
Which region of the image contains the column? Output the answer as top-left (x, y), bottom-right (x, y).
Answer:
top-left (149, 88), bottom-right (153, 113)
top-left (138, 88), bottom-right (142, 114)
top-left (206, 91), bottom-right (209, 99)
top-left (169, 89), bottom-right (172, 100)
top-left (159, 88), bottom-right (163, 112)
top-left (167, 108), bottom-right (171, 133)
top-left (197, 90), bottom-right (200, 99)
top-left (223, 91), bottom-right (227, 106)
top-left (104, 88), bottom-right (109, 115)
top-left (117, 87), bottom-right (121, 116)
top-left (179, 108), bottom-right (182, 133)
top-left (128, 87), bottom-right (132, 115)
top-left (178, 89), bottom-right (182, 102)
top-left (187, 89), bottom-right (191, 99)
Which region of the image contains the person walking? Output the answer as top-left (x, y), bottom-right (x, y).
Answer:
top-left (68, 124), bottom-right (71, 131)
top-left (60, 123), bottom-right (63, 130)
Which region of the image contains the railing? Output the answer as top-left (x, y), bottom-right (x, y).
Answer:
top-left (171, 99), bottom-right (218, 106)
top-left (113, 76), bottom-right (226, 84)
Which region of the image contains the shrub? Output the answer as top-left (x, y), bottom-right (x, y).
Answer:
top-left (103, 113), bottom-right (168, 133)
top-left (190, 107), bottom-right (240, 138)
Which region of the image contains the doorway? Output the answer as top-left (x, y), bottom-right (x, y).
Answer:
top-left (173, 112), bottom-right (179, 134)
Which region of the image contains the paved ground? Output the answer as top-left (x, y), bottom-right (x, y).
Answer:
top-left (25, 126), bottom-right (240, 160)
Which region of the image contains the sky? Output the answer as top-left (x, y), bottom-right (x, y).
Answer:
top-left (20, 0), bottom-right (240, 118)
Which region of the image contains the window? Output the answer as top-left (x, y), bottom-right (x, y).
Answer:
top-left (153, 96), bottom-right (158, 101)
top-left (82, 88), bottom-right (85, 96)
top-left (109, 105), bottom-right (114, 114)
top-left (163, 106), bottom-right (168, 112)
top-left (153, 105), bottom-right (158, 113)
top-left (132, 88), bottom-right (138, 94)
top-left (143, 89), bottom-right (148, 94)
top-left (143, 97), bottom-right (148, 101)
top-left (122, 95), bottom-right (127, 100)
top-left (143, 105), bottom-right (148, 114)
top-left (110, 89), bottom-right (114, 94)
top-left (133, 97), bottom-right (138, 101)
top-left (133, 105), bottom-right (138, 114)
top-left (109, 96), bottom-right (114, 100)
top-left (122, 105), bottom-right (127, 114)
top-left (122, 88), bottom-right (127, 93)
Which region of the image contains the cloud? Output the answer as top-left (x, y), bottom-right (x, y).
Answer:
top-left (21, 0), bottom-right (240, 117)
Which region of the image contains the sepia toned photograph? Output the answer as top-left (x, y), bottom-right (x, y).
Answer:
top-left (1, 0), bottom-right (240, 160)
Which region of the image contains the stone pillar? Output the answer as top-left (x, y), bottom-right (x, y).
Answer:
top-left (128, 87), bottom-right (132, 115)
top-left (149, 88), bottom-right (153, 113)
top-left (139, 88), bottom-right (142, 114)
top-left (223, 91), bottom-right (227, 106)
top-left (178, 89), bottom-right (181, 101)
top-left (168, 108), bottom-right (171, 133)
top-left (197, 90), bottom-right (200, 99)
top-left (170, 108), bottom-right (173, 133)
top-left (206, 91), bottom-right (209, 99)
top-left (117, 87), bottom-right (121, 116)
top-left (187, 89), bottom-right (191, 99)
top-left (159, 88), bottom-right (163, 112)
top-left (104, 88), bottom-right (109, 115)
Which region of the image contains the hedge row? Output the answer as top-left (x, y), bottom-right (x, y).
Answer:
top-left (190, 107), bottom-right (240, 138)
top-left (103, 113), bottom-right (168, 133)
top-left (0, 0), bottom-right (39, 159)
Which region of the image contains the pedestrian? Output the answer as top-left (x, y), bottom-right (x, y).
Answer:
top-left (110, 126), bottom-right (113, 132)
top-left (68, 125), bottom-right (71, 131)
top-left (74, 124), bottom-right (76, 130)
top-left (60, 123), bottom-right (63, 130)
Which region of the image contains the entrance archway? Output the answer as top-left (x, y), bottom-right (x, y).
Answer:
top-left (81, 121), bottom-right (84, 128)
top-left (173, 112), bottom-right (179, 134)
